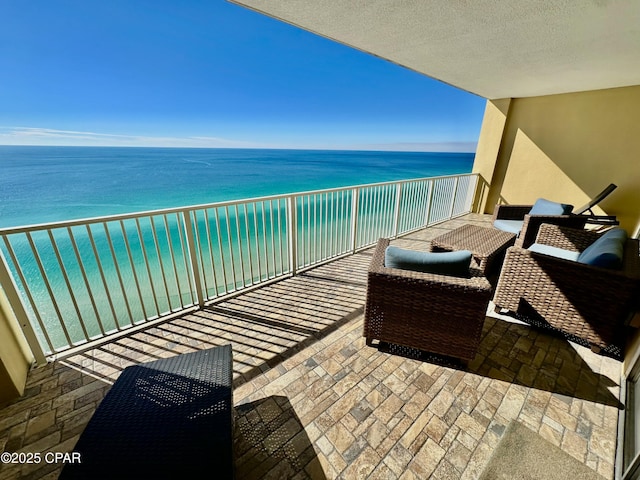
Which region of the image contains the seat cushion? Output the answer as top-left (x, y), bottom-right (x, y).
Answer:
top-left (493, 219), bottom-right (524, 235)
top-left (385, 246), bottom-right (472, 277)
top-left (528, 243), bottom-right (580, 262)
top-left (577, 227), bottom-right (627, 269)
top-left (529, 198), bottom-right (574, 216)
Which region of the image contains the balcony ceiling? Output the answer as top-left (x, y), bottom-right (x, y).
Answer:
top-left (230, 0), bottom-right (640, 99)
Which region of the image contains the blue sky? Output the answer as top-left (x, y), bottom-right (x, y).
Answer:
top-left (0, 0), bottom-right (486, 151)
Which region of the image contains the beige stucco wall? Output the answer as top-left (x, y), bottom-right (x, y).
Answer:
top-left (474, 85), bottom-right (640, 236)
top-left (473, 85), bottom-right (640, 374)
top-left (0, 287), bottom-right (33, 405)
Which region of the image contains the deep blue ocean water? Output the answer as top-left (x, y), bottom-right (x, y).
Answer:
top-left (0, 146), bottom-right (473, 228)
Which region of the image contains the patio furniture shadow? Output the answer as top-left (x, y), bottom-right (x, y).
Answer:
top-left (234, 395), bottom-right (326, 480)
top-left (58, 252), bottom-right (371, 386)
top-left (375, 316), bottom-right (623, 408)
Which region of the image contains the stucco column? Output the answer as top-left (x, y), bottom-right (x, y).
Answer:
top-left (0, 287), bottom-right (34, 405)
top-left (472, 98), bottom-right (512, 213)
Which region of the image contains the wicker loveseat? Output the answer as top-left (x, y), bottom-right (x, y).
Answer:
top-left (364, 238), bottom-right (493, 362)
top-left (493, 224), bottom-right (640, 352)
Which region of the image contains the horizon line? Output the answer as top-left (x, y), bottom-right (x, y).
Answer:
top-left (0, 127), bottom-right (478, 153)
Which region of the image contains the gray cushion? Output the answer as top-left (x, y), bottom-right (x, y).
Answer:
top-left (493, 219), bottom-right (524, 235)
top-left (528, 243), bottom-right (580, 262)
top-left (577, 228), bottom-right (627, 269)
top-left (385, 246), bottom-right (472, 277)
top-left (529, 198), bottom-right (574, 216)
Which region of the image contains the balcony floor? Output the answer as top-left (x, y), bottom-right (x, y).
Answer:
top-left (0, 214), bottom-right (622, 479)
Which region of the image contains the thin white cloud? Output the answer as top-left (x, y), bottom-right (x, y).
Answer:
top-left (0, 127), bottom-right (269, 149)
top-left (0, 126), bottom-right (477, 153)
top-left (341, 141), bottom-right (478, 153)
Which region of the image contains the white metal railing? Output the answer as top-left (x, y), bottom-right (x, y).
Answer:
top-left (0, 173), bottom-right (478, 362)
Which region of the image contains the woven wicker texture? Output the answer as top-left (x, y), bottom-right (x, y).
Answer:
top-left (431, 224), bottom-right (516, 275)
top-left (364, 238), bottom-right (492, 362)
top-left (60, 345), bottom-right (234, 479)
top-left (494, 224), bottom-right (640, 350)
top-left (492, 204), bottom-right (588, 248)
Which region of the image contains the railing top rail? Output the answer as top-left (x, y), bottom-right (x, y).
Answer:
top-left (0, 172), bottom-right (477, 235)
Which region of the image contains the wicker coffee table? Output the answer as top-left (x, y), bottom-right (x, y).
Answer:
top-left (431, 224), bottom-right (516, 275)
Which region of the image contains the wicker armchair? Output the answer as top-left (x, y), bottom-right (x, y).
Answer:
top-left (364, 238), bottom-right (493, 362)
top-left (492, 204), bottom-right (587, 248)
top-left (493, 224), bottom-right (640, 351)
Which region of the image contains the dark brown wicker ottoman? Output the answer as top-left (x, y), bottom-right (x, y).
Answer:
top-left (60, 345), bottom-right (234, 480)
top-left (431, 224), bottom-right (516, 275)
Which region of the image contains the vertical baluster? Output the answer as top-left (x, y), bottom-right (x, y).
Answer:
top-left (252, 202), bottom-right (262, 282)
top-left (330, 191), bottom-right (336, 258)
top-left (234, 205), bottom-right (247, 288)
top-left (46, 230), bottom-right (90, 342)
top-left (304, 195), bottom-right (318, 266)
top-left (392, 183), bottom-right (403, 238)
top-left (261, 201), bottom-right (270, 280)
top-left (448, 176), bottom-right (460, 219)
top-left (357, 188), bottom-right (367, 248)
top-left (277, 199), bottom-right (285, 274)
top-left (287, 195), bottom-right (298, 276)
top-left (372, 186), bottom-right (380, 243)
top-left (340, 190), bottom-right (347, 253)
top-left (243, 203), bottom-right (254, 285)
top-left (370, 187), bottom-right (378, 244)
top-left (26, 232), bottom-right (74, 347)
top-left (149, 216), bottom-right (173, 310)
top-left (162, 215), bottom-right (184, 308)
top-left (350, 187), bottom-right (359, 252)
top-left (407, 181), bottom-right (417, 231)
top-left (134, 218), bottom-right (161, 317)
top-left (193, 210), bottom-right (211, 299)
top-left (268, 201), bottom-right (276, 278)
top-left (363, 187), bottom-right (371, 246)
top-left (85, 225), bottom-right (119, 329)
top-left (336, 191), bottom-right (343, 254)
top-left (118, 220), bottom-right (148, 321)
top-left (203, 209), bottom-right (219, 298)
top-left (102, 222), bottom-right (133, 325)
top-left (384, 184), bottom-right (393, 237)
top-left (66, 227), bottom-right (106, 337)
top-left (324, 192), bottom-right (330, 260)
top-left (213, 208), bottom-right (227, 295)
top-left (224, 206), bottom-right (237, 290)
top-left (319, 193), bottom-right (324, 262)
top-left (176, 212), bottom-right (197, 306)
top-left (424, 180), bottom-right (435, 226)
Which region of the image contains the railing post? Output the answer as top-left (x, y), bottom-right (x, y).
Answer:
top-left (0, 248), bottom-right (47, 366)
top-left (287, 195), bottom-right (298, 276)
top-left (181, 210), bottom-right (205, 308)
top-left (424, 180), bottom-right (435, 227)
top-left (469, 174), bottom-right (480, 213)
top-left (392, 182), bottom-right (403, 238)
top-left (448, 176), bottom-right (460, 219)
top-left (350, 187), bottom-right (360, 253)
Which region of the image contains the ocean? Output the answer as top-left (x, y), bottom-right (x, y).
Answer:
top-left (0, 146), bottom-right (473, 228)
top-left (0, 146), bottom-right (474, 353)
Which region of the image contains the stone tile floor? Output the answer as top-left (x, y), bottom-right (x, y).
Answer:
top-left (0, 214), bottom-right (623, 479)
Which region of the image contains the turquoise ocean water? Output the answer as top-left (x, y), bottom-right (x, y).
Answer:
top-left (0, 146), bottom-right (473, 228)
top-left (0, 146), bottom-right (473, 353)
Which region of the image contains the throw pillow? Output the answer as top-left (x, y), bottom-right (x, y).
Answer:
top-left (529, 198), bottom-right (574, 216)
top-left (384, 246), bottom-right (472, 277)
top-left (577, 228), bottom-right (627, 269)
